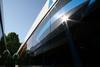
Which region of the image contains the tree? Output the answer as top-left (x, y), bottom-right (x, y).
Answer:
top-left (0, 35), bottom-right (6, 55)
top-left (6, 32), bottom-right (21, 55)
top-left (0, 34), bottom-right (14, 65)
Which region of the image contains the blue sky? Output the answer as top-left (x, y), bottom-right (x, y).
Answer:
top-left (3, 0), bottom-right (46, 42)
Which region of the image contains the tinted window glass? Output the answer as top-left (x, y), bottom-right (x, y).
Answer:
top-left (27, 14), bottom-right (50, 50)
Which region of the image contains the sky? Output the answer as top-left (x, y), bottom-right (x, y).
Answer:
top-left (3, 0), bottom-right (46, 42)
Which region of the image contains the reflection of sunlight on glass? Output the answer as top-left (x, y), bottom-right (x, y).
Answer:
top-left (61, 15), bottom-right (70, 29)
top-left (61, 15), bottom-right (69, 22)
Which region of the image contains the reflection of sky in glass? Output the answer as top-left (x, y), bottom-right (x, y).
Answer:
top-left (48, 0), bottom-right (53, 8)
top-left (88, 0), bottom-right (95, 6)
top-left (35, 0), bottom-right (88, 41)
top-left (37, 20), bottom-right (50, 41)
top-left (27, 33), bottom-right (37, 50)
top-left (51, 0), bottom-right (95, 25)
top-left (51, 0), bottom-right (87, 24)
top-left (3, 0), bottom-right (46, 42)
top-left (27, 20), bottom-right (51, 50)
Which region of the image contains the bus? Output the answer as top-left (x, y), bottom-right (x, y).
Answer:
top-left (16, 0), bottom-right (96, 66)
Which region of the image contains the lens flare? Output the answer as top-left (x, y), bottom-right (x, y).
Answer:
top-left (61, 15), bottom-right (69, 22)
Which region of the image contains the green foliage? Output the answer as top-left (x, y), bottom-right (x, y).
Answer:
top-left (6, 32), bottom-right (21, 55)
top-left (0, 36), bottom-right (6, 54)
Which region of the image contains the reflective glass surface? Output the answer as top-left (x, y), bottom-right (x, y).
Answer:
top-left (26, 0), bottom-right (70, 51)
top-left (27, 14), bottom-right (51, 50)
